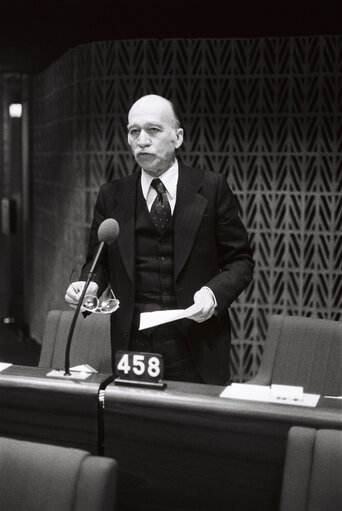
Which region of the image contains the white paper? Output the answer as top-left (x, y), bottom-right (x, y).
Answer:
top-left (46, 369), bottom-right (92, 380)
top-left (220, 383), bottom-right (320, 407)
top-left (139, 303), bottom-right (201, 330)
top-left (0, 362), bottom-right (12, 372)
top-left (69, 364), bottom-right (98, 373)
top-left (220, 383), bottom-right (271, 401)
top-left (271, 384), bottom-right (303, 401)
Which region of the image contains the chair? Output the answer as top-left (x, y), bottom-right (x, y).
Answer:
top-left (39, 310), bottom-right (112, 373)
top-left (248, 315), bottom-right (342, 395)
top-left (280, 427), bottom-right (342, 511)
top-left (0, 436), bottom-right (117, 511)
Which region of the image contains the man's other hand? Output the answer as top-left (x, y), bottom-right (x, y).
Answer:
top-left (188, 287), bottom-right (216, 323)
top-left (65, 281), bottom-right (99, 308)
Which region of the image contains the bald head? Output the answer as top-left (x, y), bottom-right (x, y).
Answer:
top-left (127, 94), bottom-right (184, 176)
top-left (128, 95), bottom-right (181, 130)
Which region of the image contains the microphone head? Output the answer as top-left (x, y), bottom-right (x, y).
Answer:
top-left (98, 218), bottom-right (119, 244)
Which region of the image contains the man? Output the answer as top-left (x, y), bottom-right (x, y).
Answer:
top-left (65, 94), bottom-right (254, 384)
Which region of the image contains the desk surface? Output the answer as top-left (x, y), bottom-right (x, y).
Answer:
top-left (105, 380), bottom-right (342, 427)
top-left (0, 365), bottom-right (112, 453)
top-left (104, 380), bottom-right (342, 511)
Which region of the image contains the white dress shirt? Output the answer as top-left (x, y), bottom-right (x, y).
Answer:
top-left (141, 159), bottom-right (178, 214)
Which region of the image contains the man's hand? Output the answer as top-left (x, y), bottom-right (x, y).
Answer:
top-left (188, 287), bottom-right (216, 323)
top-left (65, 281), bottom-right (99, 308)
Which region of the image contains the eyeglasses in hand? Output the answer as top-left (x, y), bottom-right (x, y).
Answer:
top-left (69, 269), bottom-right (119, 314)
top-left (82, 286), bottom-right (120, 314)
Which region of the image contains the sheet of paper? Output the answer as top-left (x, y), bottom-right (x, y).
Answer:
top-left (46, 369), bottom-right (92, 380)
top-left (220, 383), bottom-right (272, 401)
top-left (70, 364), bottom-right (98, 373)
top-left (220, 383), bottom-right (320, 407)
top-left (139, 303), bottom-right (201, 330)
top-left (0, 362), bottom-right (12, 372)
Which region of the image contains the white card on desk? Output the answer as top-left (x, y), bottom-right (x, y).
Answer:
top-left (271, 384), bottom-right (303, 401)
top-left (0, 362), bottom-right (12, 372)
top-left (220, 383), bottom-right (320, 407)
top-left (69, 364), bottom-right (98, 373)
top-left (46, 369), bottom-right (92, 380)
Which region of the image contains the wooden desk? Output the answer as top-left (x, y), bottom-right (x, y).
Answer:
top-left (0, 365), bottom-right (113, 454)
top-left (103, 381), bottom-right (342, 511)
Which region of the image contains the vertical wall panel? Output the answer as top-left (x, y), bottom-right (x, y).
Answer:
top-left (31, 36), bottom-right (342, 381)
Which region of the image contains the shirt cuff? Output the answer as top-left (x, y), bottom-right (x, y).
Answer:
top-left (201, 286), bottom-right (217, 308)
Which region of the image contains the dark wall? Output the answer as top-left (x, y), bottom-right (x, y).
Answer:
top-left (1, 0), bottom-right (341, 73)
top-left (31, 36), bottom-right (342, 381)
top-left (0, 74), bottom-right (29, 327)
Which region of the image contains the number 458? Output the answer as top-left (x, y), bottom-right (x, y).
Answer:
top-left (117, 353), bottom-right (161, 378)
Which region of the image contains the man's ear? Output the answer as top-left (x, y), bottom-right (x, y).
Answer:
top-left (175, 128), bottom-right (184, 149)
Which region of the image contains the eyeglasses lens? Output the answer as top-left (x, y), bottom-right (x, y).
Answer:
top-left (101, 299), bottom-right (119, 312)
top-left (83, 296), bottom-right (98, 311)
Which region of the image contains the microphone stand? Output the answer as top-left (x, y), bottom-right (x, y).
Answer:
top-left (64, 241), bottom-right (104, 375)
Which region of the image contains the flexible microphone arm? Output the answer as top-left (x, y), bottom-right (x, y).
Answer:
top-left (64, 243), bottom-right (104, 375)
top-left (63, 217), bottom-right (119, 376)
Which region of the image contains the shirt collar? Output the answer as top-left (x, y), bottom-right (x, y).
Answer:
top-left (141, 159), bottom-right (179, 200)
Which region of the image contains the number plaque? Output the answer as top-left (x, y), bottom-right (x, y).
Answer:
top-left (114, 351), bottom-right (166, 389)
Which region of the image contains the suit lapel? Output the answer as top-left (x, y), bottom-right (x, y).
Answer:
top-left (174, 163), bottom-right (207, 279)
top-left (111, 172), bottom-right (140, 284)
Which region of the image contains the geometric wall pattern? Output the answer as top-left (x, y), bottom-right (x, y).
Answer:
top-left (31, 36), bottom-right (342, 381)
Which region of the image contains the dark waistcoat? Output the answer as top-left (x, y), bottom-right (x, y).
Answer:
top-left (134, 185), bottom-right (177, 310)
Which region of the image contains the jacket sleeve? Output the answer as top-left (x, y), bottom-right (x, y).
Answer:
top-left (206, 174), bottom-right (254, 311)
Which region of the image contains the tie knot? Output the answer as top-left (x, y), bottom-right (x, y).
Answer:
top-left (151, 178), bottom-right (166, 195)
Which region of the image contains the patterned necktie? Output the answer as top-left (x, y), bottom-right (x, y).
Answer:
top-left (150, 178), bottom-right (171, 233)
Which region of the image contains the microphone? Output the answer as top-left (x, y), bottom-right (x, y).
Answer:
top-left (98, 218), bottom-right (120, 243)
top-left (64, 218), bottom-right (119, 375)
top-left (87, 218), bottom-right (120, 275)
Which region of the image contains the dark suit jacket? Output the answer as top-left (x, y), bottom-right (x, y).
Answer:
top-left (80, 162), bottom-right (254, 384)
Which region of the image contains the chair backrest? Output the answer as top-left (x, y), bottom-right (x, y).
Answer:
top-left (0, 436), bottom-right (117, 511)
top-left (248, 315), bottom-right (342, 395)
top-left (39, 310), bottom-right (112, 373)
top-left (280, 427), bottom-right (342, 511)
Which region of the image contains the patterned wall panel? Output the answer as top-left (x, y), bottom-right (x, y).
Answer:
top-left (31, 36), bottom-right (342, 381)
